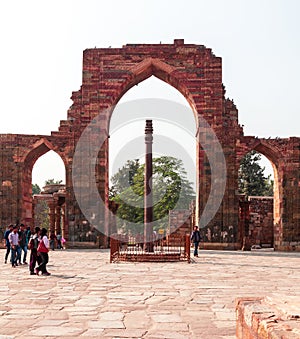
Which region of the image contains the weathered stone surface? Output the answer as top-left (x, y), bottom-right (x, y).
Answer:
top-left (0, 249), bottom-right (299, 338)
top-left (236, 297), bottom-right (300, 339)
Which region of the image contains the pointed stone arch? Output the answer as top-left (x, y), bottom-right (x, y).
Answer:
top-left (23, 138), bottom-right (67, 169)
top-left (21, 137), bottom-right (66, 226)
top-left (74, 42), bottom-right (224, 247)
top-left (251, 141), bottom-right (281, 225)
top-left (237, 136), bottom-right (295, 249)
top-left (252, 140), bottom-right (281, 168)
top-left (108, 57), bottom-right (199, 129)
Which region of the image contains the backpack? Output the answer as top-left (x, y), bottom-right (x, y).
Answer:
top-left (28, 236), bottom-right (39, 250)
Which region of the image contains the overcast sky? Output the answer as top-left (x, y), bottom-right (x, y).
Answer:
top-left (0, 0), bottom-right (299, 188)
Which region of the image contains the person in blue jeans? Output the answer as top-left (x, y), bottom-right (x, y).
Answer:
top-left (191, 225), bottom-right (202, 257)
top-left (8, 225), bottom-right (20, 267)
top-left (18, 224), bottom-right (28, 264)
top-left (4, 224), bottom-right (13, 264)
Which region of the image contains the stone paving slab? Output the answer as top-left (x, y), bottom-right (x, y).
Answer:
top-left (0, 249), bottom-right (299, 338)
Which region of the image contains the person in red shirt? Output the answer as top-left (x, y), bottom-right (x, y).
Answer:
top-left (35, 228), bottom-right (51, 276)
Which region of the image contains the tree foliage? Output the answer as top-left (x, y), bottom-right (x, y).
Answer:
top-left (32, 178), bottom-right (62, 229)
top-left (110, 156), bottom-right (195, 234)
top-left (45, 178), bottom-right (63, 185)
top-left (32, 183), bottom-right (41, 195)
top-left (109, 159), bottom-right (140, 199)
top-left (238, 151), bottom-right (273, 197)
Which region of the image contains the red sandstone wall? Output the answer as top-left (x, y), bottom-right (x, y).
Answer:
top-left (248, 196), bottom-right (274, 247)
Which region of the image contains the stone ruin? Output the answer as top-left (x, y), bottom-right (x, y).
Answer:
top-left (0, 39), bottom-right (299, 250)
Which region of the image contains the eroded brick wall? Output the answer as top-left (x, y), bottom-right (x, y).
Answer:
top-left (248, 196), bottom-right (274, 247)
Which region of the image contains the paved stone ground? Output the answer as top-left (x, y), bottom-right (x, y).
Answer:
top-left (0, 249), bottom-right (299, 338)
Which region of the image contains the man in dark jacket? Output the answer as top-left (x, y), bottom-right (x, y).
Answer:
top-left (4, 224), bottom-right (13, 264)
top-left (18, 224), bottom-right (28, 264)
top-left (191, 225), bottom-right (201, 257)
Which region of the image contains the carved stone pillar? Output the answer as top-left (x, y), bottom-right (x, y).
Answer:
top-left (61, 204), bottom-right (66, 239)
top-left (55, 205), bottom-right (61, 234)
top-left (32, 197), bottom-right (36, 230)
top-left (48, 200), bottom-right (56, 233)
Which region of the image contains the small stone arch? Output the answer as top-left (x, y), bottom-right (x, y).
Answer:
top-left (253, 141), bottom-right (280, 167)
top-left (23, 138), bottom-right (67, 169)
top-left (237, 137), bottom-right (292, 249)
top-left (251, 141), bottom-right (281, 224)
top-left (237, 140), bottom-right (280, 202)
top-left (21, 138), bottom-right (66, 226)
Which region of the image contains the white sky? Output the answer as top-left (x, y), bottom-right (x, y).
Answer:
top-left (0, 0), bottom-right (299, 188)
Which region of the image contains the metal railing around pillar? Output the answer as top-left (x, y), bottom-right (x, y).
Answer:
top-left (110, 233), bottom-right (191, 263)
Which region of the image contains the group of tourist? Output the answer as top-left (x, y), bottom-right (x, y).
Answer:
top-left (3, 224), bottom-right (51, 276)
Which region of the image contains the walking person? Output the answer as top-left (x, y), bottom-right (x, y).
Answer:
top-left (35, 228), bottom-right (51, 276)
top-left (28, 227), bottom-right (41, 275)
top-left (4, 224), bottom-right (13, 264)
top-left (8, 225), bottom-right (20, 267)
top-left (18, 224), bottom-right (28, 264)
top-left (191, 225), bottom-right (202, 257)
top-left (56, 232), bottom-right (62, 249)
top-left (25, 226), bottom-right (31, 246)
top-left (49, 231), bottom-right (57, 251)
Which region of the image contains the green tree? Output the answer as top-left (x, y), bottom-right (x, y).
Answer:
top-left (238, 151), bottom-right (273, 197)
top-left (109, 159), bottom-right (140, 199)
top-left (33, 178), bottom-right (63, 230)
top-left (45, 179), bottom-right (63, 185)
top-left (32, 183), bottom-right (41, 195)
top-left (111, 156), bottom-right (195, 233)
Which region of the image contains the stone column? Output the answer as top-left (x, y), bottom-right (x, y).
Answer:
top-left (32, 197), bottom-right (36, 230)
top-left (61, 204), bottom-right (66, 239)
top-left (144, 120), bottom-right (154, 252)
top-left (48, 200), bottom-right (56, 233)
top-left (55, 205), bottom-right (61, 234)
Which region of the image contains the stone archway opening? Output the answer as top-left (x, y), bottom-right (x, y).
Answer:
top-left (22, 141), bottom-right (66, 232)
top-left (32, 150), bottom-right (65, 190)
top-left (108, 75), bottom-right (197, 239)
top-left (238, 146), bottom-right (279, 250)
top-left (253, 144), bottom-right (280, 230)
top-left (70, 41), bottom-right (232, 249)
top-left (32, 150), bottom-right (66, 238)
